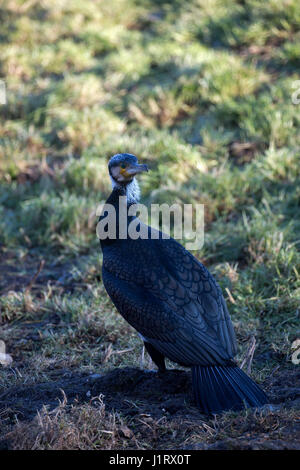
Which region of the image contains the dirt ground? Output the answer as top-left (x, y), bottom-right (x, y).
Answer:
top-left (0, 365), bottom-right (299, 450)
top-left (0, 251), bottom-right (299, 450)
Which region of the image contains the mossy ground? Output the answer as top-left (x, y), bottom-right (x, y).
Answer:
top-left (0, 0), bottom-right (299, 450)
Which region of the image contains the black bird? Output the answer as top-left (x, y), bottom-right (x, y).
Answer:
top-left (99, 153), bottom-right (269, 414)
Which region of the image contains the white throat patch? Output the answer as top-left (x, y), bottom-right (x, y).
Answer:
top-left (126, 178), bottom-right (140, 204)
top-left (110, 177), bottom-right (141, 204)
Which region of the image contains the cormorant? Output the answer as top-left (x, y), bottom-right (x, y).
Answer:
top-left (99, 153), bottom-right (269, 414)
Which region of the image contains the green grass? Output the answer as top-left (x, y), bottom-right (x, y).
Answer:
top-left (0, 0), bottom-right (299, 450)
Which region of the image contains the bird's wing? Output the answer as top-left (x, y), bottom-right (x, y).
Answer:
top-left (153, 237), bottom-right (237, 359)
top-left (102, 236), bottom-right (237, 366)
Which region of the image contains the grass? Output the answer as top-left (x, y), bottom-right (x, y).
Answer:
top-left (0, 0), bottom-right (299, 450)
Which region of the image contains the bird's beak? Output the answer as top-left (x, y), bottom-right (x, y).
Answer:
top-left (126, 163), bottom-right (149, 176)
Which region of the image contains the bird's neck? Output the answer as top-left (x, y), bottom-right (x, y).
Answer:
top-left (100, 179), bottom-right (140, 248)
top-left (108, 177), bottom-right (140, 205)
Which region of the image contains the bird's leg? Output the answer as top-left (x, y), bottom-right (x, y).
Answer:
top-left (144, 341), bottom-right (166, 372)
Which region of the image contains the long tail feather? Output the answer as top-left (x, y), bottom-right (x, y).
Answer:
top-left (191, 364), bottom-right (269, 414)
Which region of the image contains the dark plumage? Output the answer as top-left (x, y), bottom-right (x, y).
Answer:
top-left (99, 153), bottom-right (269, 414)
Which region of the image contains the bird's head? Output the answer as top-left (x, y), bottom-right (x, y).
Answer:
top-left (108, 153), bottom-right (148, 186)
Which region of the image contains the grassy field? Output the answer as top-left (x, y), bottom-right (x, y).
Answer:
top-left (0, 0), bottom-right (299, 450)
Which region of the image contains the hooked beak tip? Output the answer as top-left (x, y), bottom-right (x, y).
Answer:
top-left (127, 163), bottom-right (149, 175)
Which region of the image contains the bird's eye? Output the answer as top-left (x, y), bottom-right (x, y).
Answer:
top-left (120, 163), bottom-right (127, 169)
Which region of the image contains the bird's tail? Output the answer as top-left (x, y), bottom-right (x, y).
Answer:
top-left (191, 364), bottom-right (269, 414)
